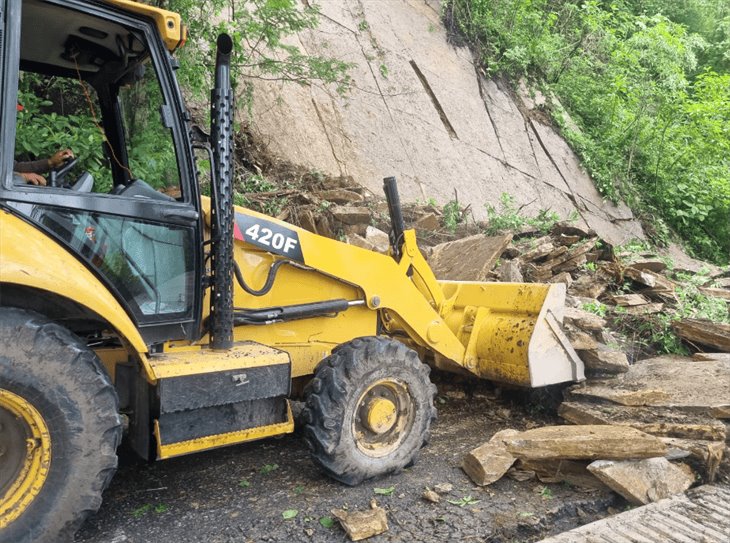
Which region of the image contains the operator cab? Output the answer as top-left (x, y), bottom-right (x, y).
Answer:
top-left (1, 0), bottom-right (203, 344)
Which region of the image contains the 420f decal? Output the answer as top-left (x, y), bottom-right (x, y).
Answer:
top-left (234, 213), bottom-right (304, 263)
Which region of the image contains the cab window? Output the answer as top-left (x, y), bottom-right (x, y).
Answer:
top-left (12, 0), bottom-right (183, 198)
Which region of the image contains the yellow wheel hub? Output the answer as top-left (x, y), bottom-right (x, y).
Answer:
top-left (0, 389), bottom-right (51, 529)
top-left (363, 397), bottom-right (397, 434)
top-left (353, 379), bottom-right (415, 458)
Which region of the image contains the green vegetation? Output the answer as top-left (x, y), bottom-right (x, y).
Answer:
top-left (582, 300), bottom-right (608, 317)
top-left (15, 79), bottom-right (109, 190)
top-left (447, 495), bottom-right (481, 507)
top-left (160, 0), bottom-right (352, 105)
top-left (484, 192), bottom-right (563, 235)
top-left (282, 509), bottom-right (298, 520)
top-left (539, 486), bottom-right (554, 500)
top-left (260, 463), bottom-right (279, 474)
top-left (612, 269), bottom-right (730, 354)
top-left (131, 504), bottom-right (152, 518)
top-left (131, 503), bottom-right (168, 518)
top-left (442, 199), bottom-right (464, 232)
top-left (373, 485), bottom-right (396, 496)
top-left (445, 0), bottom-right (730, 263)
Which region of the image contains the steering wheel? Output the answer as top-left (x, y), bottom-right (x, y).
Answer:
top-left (48, 157), bottom-right (79, 187)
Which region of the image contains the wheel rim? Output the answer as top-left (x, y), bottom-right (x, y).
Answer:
top-left (0, 389), bottom-right (51, 528)
top-left (352, 379), bottom-right (415, 458)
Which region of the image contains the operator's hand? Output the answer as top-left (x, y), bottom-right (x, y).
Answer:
top-left (48, 149), bottom-right (74, 169)
top-left (20, 172), bottom-right (47, 186)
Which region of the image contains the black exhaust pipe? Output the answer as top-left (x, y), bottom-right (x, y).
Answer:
top-left (383, 176), bottom-right (406, 261)
top-left (209, 34), bottom-right (235, 350)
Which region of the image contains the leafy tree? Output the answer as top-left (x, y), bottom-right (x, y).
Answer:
top-left (151, 0), bottom-right (352, 108)
top-left (444, 0), bottom-right (730, 263)
top-left (15, 76), bottom-right (110, 190)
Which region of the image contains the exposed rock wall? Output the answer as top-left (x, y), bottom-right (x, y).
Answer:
top-left (246, 0), bottom-right (645, 245)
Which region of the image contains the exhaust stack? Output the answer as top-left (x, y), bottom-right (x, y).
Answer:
top-left (209, 34), bottom-right (234, 350)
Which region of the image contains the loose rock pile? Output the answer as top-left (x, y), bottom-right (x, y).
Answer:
top-left (462, 425), bottom-right (698, 505)
top-left (445, 221), bottom-right (730, 505)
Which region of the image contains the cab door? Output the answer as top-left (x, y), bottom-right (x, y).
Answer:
top-left (0, 0), bottom-right (203, 344)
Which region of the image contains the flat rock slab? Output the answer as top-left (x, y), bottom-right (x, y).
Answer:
top-left (427, 234), bottom-right (512, 281)
top-left (318, 188), bottom-right (365, 204)
top-left (332, 504), bottom-right (388, 541)
top-left (672, 319), bottom-right (730, 352)
top-left (693, 352), bottom-right (730, 362)
top-left (659, 437), bottom-right (725, 482)
top-left (364, 226), bottom-right (389, 253)
top-left (567, 356), bottom-right (730, 418)
top-left (569, 274), bottom-right (608, 299)
top-left (413, 212), bottom-right (440, 230)
top-left (331, 205), bottom-right (372, 225)
top-left (624, 267), bottom-right (675, 291)
top-left (626, 259), bottom-right (667, 273)
top-left (462, 441), bottom-right (516, 486)
top-left (565, 328), bottom-right (597, 351)
top-left (577, 345), bottom-right (629, 374)
top-left (497, 259), bottom-right (524, 283)
top-left (517, 458), bottom-right (605, 489)
top-left (537, 484), bottom-right (730, 543)
top-left (610, 293), bottom-right (650, 306)
top-left (698, 287), bottom-right (730, 301)
top-left (558, 401), bottom-right (727, 441)
top-left (587, 458), bottom-right (694, 505)
top-left (499, 425), bottom-right (667, 461)
top-left (621, 302), bottom-right (664, 315)
top-left (346, 234), bottom-right (377, 252)
top-left (563, 307), bottom-right (607, 332)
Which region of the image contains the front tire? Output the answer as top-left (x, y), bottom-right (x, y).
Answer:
top-left (0, 308), bottom-right (121, 543)
top-left (302, 337), bottom-right (437, 485)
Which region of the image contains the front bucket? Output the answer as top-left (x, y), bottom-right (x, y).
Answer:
top-left (439, 281), bottom-right (584, 387)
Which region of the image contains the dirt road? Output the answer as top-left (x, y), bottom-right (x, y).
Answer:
top-left (76, 382), bottom-right (617, 543)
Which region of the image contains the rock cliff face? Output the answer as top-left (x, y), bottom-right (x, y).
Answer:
top-left (247, 0), bottom-right (644, 245)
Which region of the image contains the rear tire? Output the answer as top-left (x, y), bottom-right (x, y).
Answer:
top-left (302, 337), bottom-right (436, 485)
top-left (0, 308), bottom-right (121, 543)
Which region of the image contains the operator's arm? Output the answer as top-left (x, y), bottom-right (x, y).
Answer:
top-left (13, 158), bottom-right (49, 174)
top-left (13, 149), bottom-right (74, 186)
top-left (14, 149), bottom-right (74, 174)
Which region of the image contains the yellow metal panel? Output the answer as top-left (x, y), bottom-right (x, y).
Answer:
top-left (93, 346), bottom-right (130, 382)
top-left (103, 0), bottom-right (186, 51)
top-left (437, 281), bottom-right (583, 386)
top-left (152, 341), bottom-right (289, 379)
top-left (438, 281), bottom-right (548, 385)
top-left (154, 402), bottom-right (294, 459)
top-left (0, 212), bottom-right (148, 354)
top-left (200, 198), bottom-right (581, 387)
top-left (228, 204), bottom-right (466, 366)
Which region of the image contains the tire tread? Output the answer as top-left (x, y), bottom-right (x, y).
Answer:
top-left (302, 336), bottom-right (436, 486)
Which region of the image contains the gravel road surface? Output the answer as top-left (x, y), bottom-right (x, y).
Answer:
top-left (76, 381), bottom-right (618, 543)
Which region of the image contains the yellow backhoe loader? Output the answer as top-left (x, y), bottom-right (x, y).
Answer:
top-left (0, 1), bottom-right (583, 541)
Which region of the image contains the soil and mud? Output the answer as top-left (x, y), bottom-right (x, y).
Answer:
top-left (75, 377), bottom-right (619, 543)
